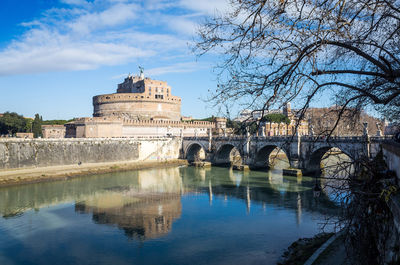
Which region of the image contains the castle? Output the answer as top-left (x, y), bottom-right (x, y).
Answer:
top-left (43, 71), bottom-right (221, 138)
top-left (93, 72), bottom-right (182, 121)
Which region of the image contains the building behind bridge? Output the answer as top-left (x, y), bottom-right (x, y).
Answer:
top-left (236, 102), bottom-right (385, 136)
top-left (236, 103), bottom-right (310, 136)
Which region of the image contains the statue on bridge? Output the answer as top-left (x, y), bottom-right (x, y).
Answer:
top-left (376, 122), bottom-right (382, 136)
top-left (309, 125), bottom-right (314, 136)
top-left (363, 122), bottom-right (369, 136)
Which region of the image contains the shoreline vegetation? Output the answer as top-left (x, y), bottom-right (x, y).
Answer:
top-left (0, 159), bottom-right (188, 188)
top-left (278, 232), bottom-right (334, 265)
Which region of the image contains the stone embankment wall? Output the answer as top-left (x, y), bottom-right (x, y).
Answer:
top-left (380, 141), bottom-right (400, 264)
top-left (382, 142), bottom-right (400, 181)
top-left (0, 137), bottom-right (181, 169)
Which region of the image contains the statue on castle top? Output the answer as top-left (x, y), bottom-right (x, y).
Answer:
top-left (138, 66), bottom-right (144, 79)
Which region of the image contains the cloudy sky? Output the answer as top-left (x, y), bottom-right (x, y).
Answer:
top-left (0, 0), bottom-right (229, 119)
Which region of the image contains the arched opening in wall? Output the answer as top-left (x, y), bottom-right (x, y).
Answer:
top-left (309, 147), bottom-right (354, 202)
top-left (254, 145), bottom-right (289, 170)
top-left (214, 144), bottom-right (242, 167)
top-left (186, 143), bottom-right (206, 163)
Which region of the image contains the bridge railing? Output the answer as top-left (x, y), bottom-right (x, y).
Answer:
top-left (182, 135), bottom-right (391, 142)
top-left (301, 135), bottom-right (367, 142)
top-left (182, 136), bottom-right (209, 140)
top-left (370, 135), bottom-right (395, 142)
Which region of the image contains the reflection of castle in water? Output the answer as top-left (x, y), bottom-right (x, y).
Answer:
top-left (1, 166), bottom-right (339, 237)
top-left (75, 192), bottom-right (181, 240)
top-left (75, 167), bottom-right (183, 240)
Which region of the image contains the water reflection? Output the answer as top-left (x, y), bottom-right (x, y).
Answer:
top-left (75, 193), bottom-right (181, 240)
top-left (0, 166), bottom-right (341, 265)
top-left (181, 167), bottom-right (338, 217)
top-left (320, 149), bottom-right (353, 202)
top-left (72, 168), bottom-right (183, 240)
top-left (0, 166), bottom-right (339, 227)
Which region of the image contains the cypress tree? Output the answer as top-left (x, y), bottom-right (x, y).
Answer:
top-left (32, 114), bottom-right (43, 138)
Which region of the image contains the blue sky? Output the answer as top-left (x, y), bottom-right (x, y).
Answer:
top-left (0, 0), bottom-right (232, 120)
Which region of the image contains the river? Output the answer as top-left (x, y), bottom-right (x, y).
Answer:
top-left (0, 166), bottom-right (339, 265)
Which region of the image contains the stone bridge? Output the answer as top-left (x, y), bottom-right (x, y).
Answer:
top-left (181, 135), bottom-right (388, 175)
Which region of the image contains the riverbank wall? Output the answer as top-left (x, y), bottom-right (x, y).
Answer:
top-left (0, 137), bottom-right (181, 169)
top-left (382, 141), bottom-right (400, 182)
top-left (381, 141), bottom-right (400, 264)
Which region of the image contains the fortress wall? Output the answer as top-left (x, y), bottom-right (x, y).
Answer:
top-left (122, 126), bottom-right (209, 137)
top-left (93, 94), bottom-right (182, 121)
top-left (0, 137), bottom-right (181, 170)
top-left (382, 142), bottom-right (400, 181)
top-left (93, 99), bottom-right (181, 121)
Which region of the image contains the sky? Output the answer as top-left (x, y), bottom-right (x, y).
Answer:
top-left (0, 0), bottom-right (233, 120)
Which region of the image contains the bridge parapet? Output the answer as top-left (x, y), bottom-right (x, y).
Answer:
top-left (183, 136), bottom-right (209, 141)
top-left (252, 136), bottom-right (295, 141)
top-left (301, 136), bottom-right (367, 142)
top-left (213, 136), bottom-right (247, 141)
top-left (370, 136), bottom-right (394, 142)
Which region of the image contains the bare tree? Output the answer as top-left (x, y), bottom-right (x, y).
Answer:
top-left (195, 0), bottom-right (400, 125)
top-left (196, 1), bottom-right (400, 263)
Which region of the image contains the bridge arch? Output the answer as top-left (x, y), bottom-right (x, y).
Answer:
top-left (186, 143), bottom-right (207, 162)
top-left (306, 146), bottom-right (354, 176)
top-left (213, 144), bottom-right (243, 166)
top-left (254, 145), bottom-right (290, 169)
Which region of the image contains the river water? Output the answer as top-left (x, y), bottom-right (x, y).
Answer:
top-left (0, 166), bottom-right (338, 265)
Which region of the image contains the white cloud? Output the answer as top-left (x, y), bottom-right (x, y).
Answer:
top-left (0, 33), bottom-right (153, 76)
top-left (165, 16), bottom-right (199, 36)
top-left (68, 3), bottom-right (139, 34)
top-left (0, 0), bottom-right (230, 76)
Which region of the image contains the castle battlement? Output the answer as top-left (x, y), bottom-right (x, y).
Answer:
top-left (122, 118), bottom-right (215, 128)
top-left (93, 93), bottom-right (181, 104)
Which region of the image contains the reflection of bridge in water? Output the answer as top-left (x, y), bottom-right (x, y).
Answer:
top-left (0, 166), bottom-right (338, 240)
top-left (182, 135), bottom-right (388, 175)
top-left (183, 167), bottom-right (338, 218)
